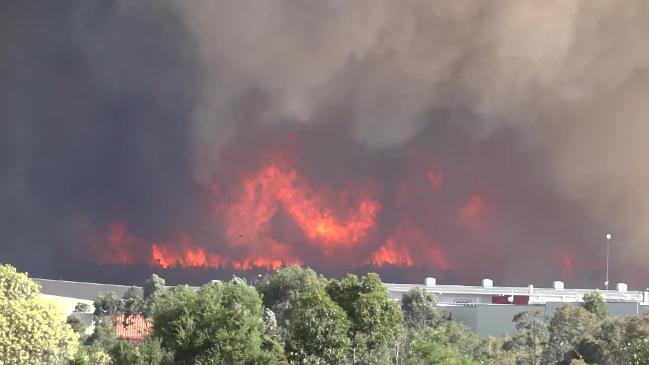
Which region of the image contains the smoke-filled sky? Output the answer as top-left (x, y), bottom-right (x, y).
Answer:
top-left (2, 0), bottom-right (649, 287)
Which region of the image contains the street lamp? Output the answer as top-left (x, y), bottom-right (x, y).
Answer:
top-left (605, 233), bottom-right (612, 290)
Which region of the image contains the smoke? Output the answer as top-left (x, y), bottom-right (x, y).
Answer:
top-left (2, 0), bottom-right (649, 286)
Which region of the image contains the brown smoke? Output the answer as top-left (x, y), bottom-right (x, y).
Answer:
top-left (176, 0), bottom-right (649, 269)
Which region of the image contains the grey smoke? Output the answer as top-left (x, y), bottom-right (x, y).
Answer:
top-left (2, 0), bottom-right (649, 285)
top-left (177, 0), bottom-right (649, 268)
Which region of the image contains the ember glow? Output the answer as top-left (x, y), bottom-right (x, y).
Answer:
top-left (89, 147), bottom-right (460, 272)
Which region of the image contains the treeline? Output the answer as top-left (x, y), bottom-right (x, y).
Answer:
top-left (2, 263), bottom-right (649, 364)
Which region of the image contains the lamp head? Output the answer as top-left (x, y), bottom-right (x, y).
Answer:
top-left (606, 233), bottom-right (612, 240)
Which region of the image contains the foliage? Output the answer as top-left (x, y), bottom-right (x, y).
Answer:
top-left (401, 287), bottom-right (443, 331)
top-left (285, 286), bottom-right (351, 364)
top-left (143, 274), bottom-right (166, 316)
top-left (581, 314), bottom-right (649, 364)
top-left (255, 265), bottom-right (323, 341)
top-left (406, 327), bottom-right (478, 365)
top-left (0, 263), bottom-right (79, 364)
top-left (327, 273), bottom-right (404, 364)
top-left (123, 286), bottom-right (146, 321)
top-left (143, 273), bottom-right (166, 300)
top-left (544, 305), bottom-right (599, 364)
top-left (263, 307), bottom-right (280, 340)
top-left (259, 335), bottom-right (289, 365)
top-left (87, 347), bottom-right (112, 365)
top-left (109, 340), bottom-right (140, 365)
top-left (75, 302), bottom-right (91, 312)
top-left (86, 316), bottom-right (117, 351)
top-left (93, 291), bottom-right (122, 317)
top-left (67, 314), bottom-right (87, 335)
top-left (152, 278), bottom-right (266, 364)
top-left (580, 291), bottom-right (608, 320)
top-left (506, 310), bottom-right (549, 365)
top-left (628, 337), bottom-right (649, 365)
top-left (138, 337), bottom-right (175, 365)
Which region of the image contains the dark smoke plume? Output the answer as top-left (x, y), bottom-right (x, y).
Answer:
top-left (2, 0), bottom-right (649, 287)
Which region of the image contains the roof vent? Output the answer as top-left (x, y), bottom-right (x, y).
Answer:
top-left (528, 284), bottom-right (534, 294)
top-left (553, 281), bottom-right (564, 290)
top-left (482, 279), bottom-right (493, 288)
top-left (425, 277), bottom-right (437, 286)
top-left (617, 283), bottom-right (627, 292)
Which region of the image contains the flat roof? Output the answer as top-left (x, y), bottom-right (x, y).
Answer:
top-left (32, 278), bottom-right (646, 303)
top-left (385, 283), bottom-right (644, 303)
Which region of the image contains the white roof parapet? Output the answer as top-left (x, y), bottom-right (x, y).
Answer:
top-left (482, 279), bottom-right (493, 288)
top-left (385, 283), bottom-right (644, 304)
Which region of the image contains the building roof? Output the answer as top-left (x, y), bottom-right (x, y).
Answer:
top-left (34, 278), bottom-right (134, 300)
top-left (113, 315), bottom-right (152, 340)
top-left (32, 277), bottom-right (646, 305)
top-left (385, 283), bottom-right (645, 303)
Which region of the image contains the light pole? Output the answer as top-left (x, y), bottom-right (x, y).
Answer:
top-left (605, 233), bottom-right (612, 290)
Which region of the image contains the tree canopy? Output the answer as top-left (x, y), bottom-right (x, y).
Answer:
top-left (0, 264), bottom-right (78, 364)
top-left (152, 278), bottom-right (267, 364)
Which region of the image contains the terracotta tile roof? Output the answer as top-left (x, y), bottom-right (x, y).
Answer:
top-left (112, 315), bottom-right (152, 340)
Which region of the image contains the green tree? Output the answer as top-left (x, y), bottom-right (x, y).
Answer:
top-left (153, 278), bottom-right (266, 364)
top-left (93, 291), bottom-right (122, 317)
top-left (75, 302), bottom-right (91, 312)
top-left (86, 316), bottom-right (117, 351)
top-left (123, 286), bottom-right (145, 322)
top-left (506, 310), bottom-right (549, 365)
top-left (401, 287), bottom-right (443, 331)
top-left (143, 274), bottom-right (165, 316)
top-left (544, 305), bottom-right (599, 364)
top-left (581, 313), bottom-right (649, 364)
top-left (110, 339), bottom-right (140, 365)
top-left (67, 314), bottom-right (87, 335)
top-left (406, 327), bottom-right (477, 365)
top-left (327, 273), bottom-right (404, 364)
top-left (263, 308), bottom-right (280, 340)
top-left (87, 347), bottom-right (111, 365)
top-left (138, 337), bottom-right (174, 365)
top-left (0, 264), bottom-right (79, 364)
top-left (628, 337), bottom-right (649, 365)
top-left (286, 286), bottom-right (351, 364)
top-left (581, 291), bottom-right (608, 320)
top-left (143, 274), bottom-right (166, 300)
top-left (255, 265), bottom-right (323, 341)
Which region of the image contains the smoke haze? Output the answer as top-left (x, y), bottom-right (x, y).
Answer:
top-left (2, 0), bottom-right (649, 286)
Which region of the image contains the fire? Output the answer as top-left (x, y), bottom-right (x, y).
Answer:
top-left (551, 248), bottom-right (575, 280)
top-left (90, 223), bottom-right (138, 265)
top-left (369, 238), bottom-right (413, 267)
top-left (369, 221), bottom-right (449, 269)
top-left (426, 164), bottom-right (444, 191)
top-left (91, 222), bottom-right (301, 270)
top-left (88, 148), bottom-right (497, 274)
top-left (222, 157), bottom-right (380, 253)
top-left (151, 235), bottom-right (226, 268)
top-left (460, 194), bottom-right (487, 232)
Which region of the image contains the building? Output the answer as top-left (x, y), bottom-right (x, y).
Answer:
top-left (34, 277), bottom-right (649, 338)
top-left (386, 278), bottom-right (649, 337)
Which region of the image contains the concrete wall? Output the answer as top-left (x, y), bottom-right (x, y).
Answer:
top-left (476, 305), bottom-right (544, 338)
top-left (443, 302), bottom-right (649, 338)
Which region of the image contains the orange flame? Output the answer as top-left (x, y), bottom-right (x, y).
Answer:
top-left (222, 157), bottom-right (380, 254)
top-left (150, 235), bottom-right (227, 268)
top-left (551, 248), bottom-right (575, 281)
top-left (90, 223), bottom-right (138, 265)
top-left (369, 221), bottom-right (449, 269)
top-left (460, 194), bottom-right (487, 232)
top-left (369, 238), bottom-right (413, 267)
